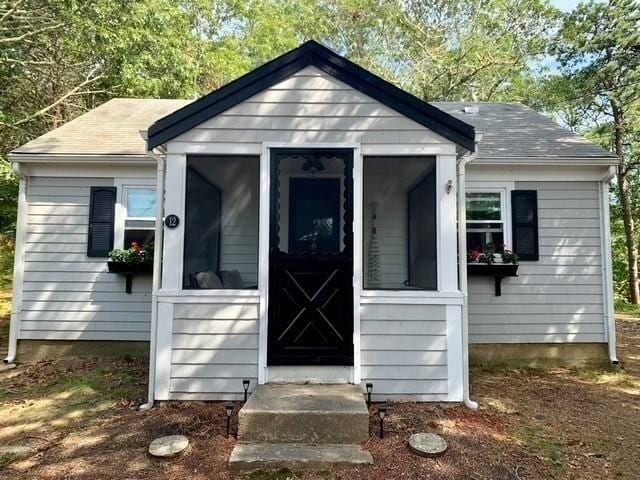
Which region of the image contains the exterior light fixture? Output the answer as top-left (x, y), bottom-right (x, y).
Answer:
top-left (365, 383), bottom-right (373, 406)
top-left (378, 404), bottom-right (387, 439)
top-left (242, 379), bottom-right (250, 403)
top-left (225, 401), bottom-right (234, 438)
top-left (446, 179), bottom-right (454, 194)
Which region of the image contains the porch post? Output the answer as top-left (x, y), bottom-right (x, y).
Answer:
top-left (352, 144), bottom-right (363, 384)
top-left (437, 154), bottom-right (459, 291)
top-left (439, 154), bottom-right (464, 402)
top-left (161, 153), bottom-right (186, 290)
top-left (258, 144), bottom-right (271, 384)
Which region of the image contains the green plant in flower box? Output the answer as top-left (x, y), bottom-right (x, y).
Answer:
top-left (108, 242), bottom-right (154, 265)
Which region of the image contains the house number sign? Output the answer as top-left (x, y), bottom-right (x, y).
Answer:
top-left (164, 214), bottom-right (180, 228)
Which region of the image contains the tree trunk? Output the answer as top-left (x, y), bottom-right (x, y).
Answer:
top-left (612, 103), bottom-right (640, 303)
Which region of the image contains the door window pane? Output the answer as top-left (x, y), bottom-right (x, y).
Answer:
top-left (289, 178), bottom-right (341, 254)
top-left (273, 152), bottom-right (349, 254)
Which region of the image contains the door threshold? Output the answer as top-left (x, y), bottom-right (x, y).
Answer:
top-left (266, 365), bottom-right (353, 384)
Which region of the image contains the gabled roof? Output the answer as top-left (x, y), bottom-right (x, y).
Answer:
top-left (147, 40), bottom-right (476, 151)
top-left (10, 99), bottom-right (617, 165)
top-left (433, 102), bottom-right (618, 161)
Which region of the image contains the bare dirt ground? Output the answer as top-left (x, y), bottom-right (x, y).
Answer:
top-left (1, 296), bottom-right (638, 479)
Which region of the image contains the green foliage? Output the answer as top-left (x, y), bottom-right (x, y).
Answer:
top-left (393, 0), bottom-right (560, 101)
top-left (0, 0), bottom-right (561, 248)
top-left (0, 234), bottom-right (13, 281)
top-left (109, 242), bottom-right (154, 265)
top-left (0, 160), bottom-right (17, 238)
top-left (614, 300), bottom-right (640, 314)
top-left (541, 0), bottom-right (640, 302)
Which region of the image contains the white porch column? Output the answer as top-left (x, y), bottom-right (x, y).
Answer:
top-left (161, 153), bottom-right (187, 290)
top-left (438, 154), bottom-right (464, 402)
top-left (258, 144), bottom-right (271, 384)
top-left (352, 144), bottom-right (363, 384)
top-left (154, 153), bottom-right (185, 400)
top-left (437, 154), bottom-right (459, 291)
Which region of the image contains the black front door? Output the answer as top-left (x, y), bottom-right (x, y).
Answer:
top-left (268, 149), bottom-right (354, 366)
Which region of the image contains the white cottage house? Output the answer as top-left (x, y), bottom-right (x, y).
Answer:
top-left (6, 41), bottom-right (619, 408)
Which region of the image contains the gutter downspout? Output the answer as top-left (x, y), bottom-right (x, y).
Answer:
top-left (458, 134), bottom-right (482, 410)
top-left (600, 166), bottom-right (619, 364)
top-left (140, 147), bottom-right (166, 410)
top-left (5, 162), bottom-right (26, 363)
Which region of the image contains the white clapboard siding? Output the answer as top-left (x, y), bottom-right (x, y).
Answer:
top-left (174, 66), bottom-right (449, 150)
top-left (168, 302), bottom-right (260, 400)
top-left (20, 330), bottom-right (149, 341)
top-left (19, 175), bottom-right (153, 342)
top-left (467, 181), bottom-right (606, 344)
top-left (20, 310), bottom-right (151, 322)
top-left (360, 304), bottom-right (448, 400)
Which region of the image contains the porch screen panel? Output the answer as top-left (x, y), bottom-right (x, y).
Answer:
top-left (183, 156), bottom-right (259, 289)
top-left (363, 156), bottom-right (437, 290)
top-left (408, 170), bottom-right (437, 289)
top-left (183, 166), bottom-right (221, 288)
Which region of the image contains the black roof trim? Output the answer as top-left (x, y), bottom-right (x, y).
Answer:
top-left (147, 41), bottom-right (475, 151)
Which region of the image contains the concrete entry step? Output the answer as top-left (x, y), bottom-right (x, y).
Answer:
top-left (238, 384), bottom-right (369, 444)
top-left (228, 442), bottom-right (373, 472)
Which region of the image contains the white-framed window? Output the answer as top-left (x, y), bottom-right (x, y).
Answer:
top-left (466, 187), bottom-right (511, 255)
top-left (114, 179), bottom-right (156, 249)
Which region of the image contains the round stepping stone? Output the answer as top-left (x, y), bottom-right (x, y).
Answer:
top-left (148, 435), bottom-right (189, 458)
top-left (408, 433), bottom-right (448, 458)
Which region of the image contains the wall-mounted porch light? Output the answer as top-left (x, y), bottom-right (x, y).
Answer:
top-left (446, 179), bottom-right (454, 194)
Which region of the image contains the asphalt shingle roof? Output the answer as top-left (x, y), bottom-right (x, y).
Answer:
top-left (13, 98), bottom-right (616, 161)
top-left (432, 102), bottom-right (616, 160)
top-left (12, 98), bottom-right (191, 156)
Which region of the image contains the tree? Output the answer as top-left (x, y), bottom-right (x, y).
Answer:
top-left (0, 0), bottom-right (563, 278)
top-left (391, 0), bottom-right (559, 102)
top-left (0, 0), bottom-right (234, 237)
top-left (552, 0), bottom-right (640, 303)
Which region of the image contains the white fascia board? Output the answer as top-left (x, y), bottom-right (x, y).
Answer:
top-left (473, 156), bottom-right (619, 166)
top-left (467, 163), bottom-right (613, 182)
top-left (15, 163), bottom-right (156, 179)
top-left (8, 153), bottom-right (155, 165)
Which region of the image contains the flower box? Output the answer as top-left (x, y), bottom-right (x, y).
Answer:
top-left (467, 263), bottom-right (518, 277)
top-left (107, 261), bottom-right (153, 275)
top-left (107, 262), bottom-right (153, 293)
top-left (467, 263), bottom-right (519, 296)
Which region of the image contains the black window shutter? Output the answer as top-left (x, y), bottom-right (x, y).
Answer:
top-left (511, 190), bottom-right (539, 261)
top-left (87, 186), bottom-right (116, 257)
